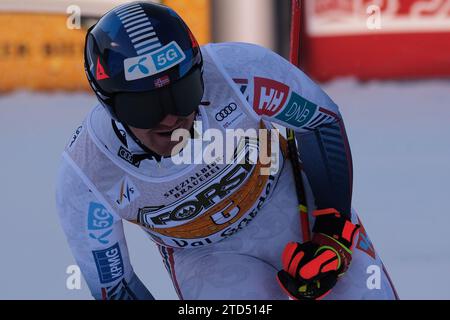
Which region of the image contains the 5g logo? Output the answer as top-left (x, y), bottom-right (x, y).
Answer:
top-left (156, 48), bottom-right (179, 67)
top-left (366, 265), bottom-right (381, 290)
top-left (152, 41), bottom-right (185, 70)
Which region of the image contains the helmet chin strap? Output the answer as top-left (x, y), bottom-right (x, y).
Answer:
top-left (118, 111), bottom-right (197, 162)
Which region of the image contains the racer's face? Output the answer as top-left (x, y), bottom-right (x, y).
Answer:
top-left (129, 111), bottom-right (196, 156)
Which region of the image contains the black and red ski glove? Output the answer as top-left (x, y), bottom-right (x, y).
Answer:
top-left (277, 208), bottom-right (360, 300)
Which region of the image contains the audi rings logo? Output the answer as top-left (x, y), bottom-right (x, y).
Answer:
top-left (215, 103), bottom-right (237, 122)
top-left (118, 146), bottom-right (141, 168)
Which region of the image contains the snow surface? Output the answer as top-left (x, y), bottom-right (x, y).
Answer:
top-left (1, 78), bottom-right (449, 299)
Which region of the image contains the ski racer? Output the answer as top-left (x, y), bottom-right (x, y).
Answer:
top-left (56, 1), bottom-right (398, 300)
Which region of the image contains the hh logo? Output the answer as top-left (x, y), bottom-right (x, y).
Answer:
top-left (123, 41), bottom-right (185, 81)
top-left (107, 176), bottom-right (140, 209)
top-left (253, 77), bottom-right (289, 117)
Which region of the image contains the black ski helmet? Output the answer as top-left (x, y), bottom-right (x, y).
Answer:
top-left (84, 1), bottom-right (204, 129)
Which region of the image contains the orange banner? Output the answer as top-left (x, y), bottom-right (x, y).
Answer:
top-left (163, 0), bottom-right (210, 45)
top-left (0, 13), bottom-right (89, 91)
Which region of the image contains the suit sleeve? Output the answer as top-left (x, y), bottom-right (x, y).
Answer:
top-left (213, 42), bottom-right (354, 217)
top-left (55, 157), bottom-right (154, 300)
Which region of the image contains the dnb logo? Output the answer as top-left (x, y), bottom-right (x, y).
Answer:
top-left (87, 202), bottom-right (114, 245)
top-left (123, 41), bottom-right (185, 81)
top-left (253, 77), bottom-right (289, 116)
top-left (93, 242), bottom-right (124, 284)
top-left (274, 91), bottom-right (317, 127)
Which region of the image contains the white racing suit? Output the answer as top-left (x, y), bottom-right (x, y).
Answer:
top-left (56, 42), bottom-right (398, 300)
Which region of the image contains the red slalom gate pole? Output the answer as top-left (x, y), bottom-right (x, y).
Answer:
top-left (287, 0), bottom-right (311, 242)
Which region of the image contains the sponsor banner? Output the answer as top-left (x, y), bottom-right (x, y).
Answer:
top-left (162, 0), bottom-right (211, 46)
top-left (306, 0), bottom-right (450, 36)
top-left (300, 0), bottom-right (450, 80)
top-left (0, 13), bottom-right (89, 91)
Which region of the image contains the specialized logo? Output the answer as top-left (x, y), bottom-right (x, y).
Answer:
top-left (118, 146), bottom-right (141, 168)
top-left (253, 77), bottom-right (289, 116)
top-left (124, 41), bottom-right (185, 81)
top-left (87, 202), bottom-right (114, 245)
top-left (274, 91), bottom-right (317, 127)
top-left (96, 57), bottom-right (109, 80)
top-left (93, 243), bottom-right (124, 284)
top-left (107, 176), bottom-right (140, 209)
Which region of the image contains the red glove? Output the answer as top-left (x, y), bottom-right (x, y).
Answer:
top-left (277, 208), bottom-right (360, 300)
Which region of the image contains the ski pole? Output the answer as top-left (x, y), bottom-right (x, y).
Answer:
top-left (287, 0), bottom-right (311, 242)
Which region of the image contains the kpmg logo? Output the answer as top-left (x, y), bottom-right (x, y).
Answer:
top-left (87, 202), bottom-right (114, 244)
top-left (93, 243), bottom-right (124, 284)
top-left (123, 41), bottom-right (185, 81)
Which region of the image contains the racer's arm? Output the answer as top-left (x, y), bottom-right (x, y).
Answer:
top-left (211, 42), bottom-right (353, 217)
top-left (210, 43), bottom-right (360, 300)
top-left (55, 157), bottom-right (153, 300)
